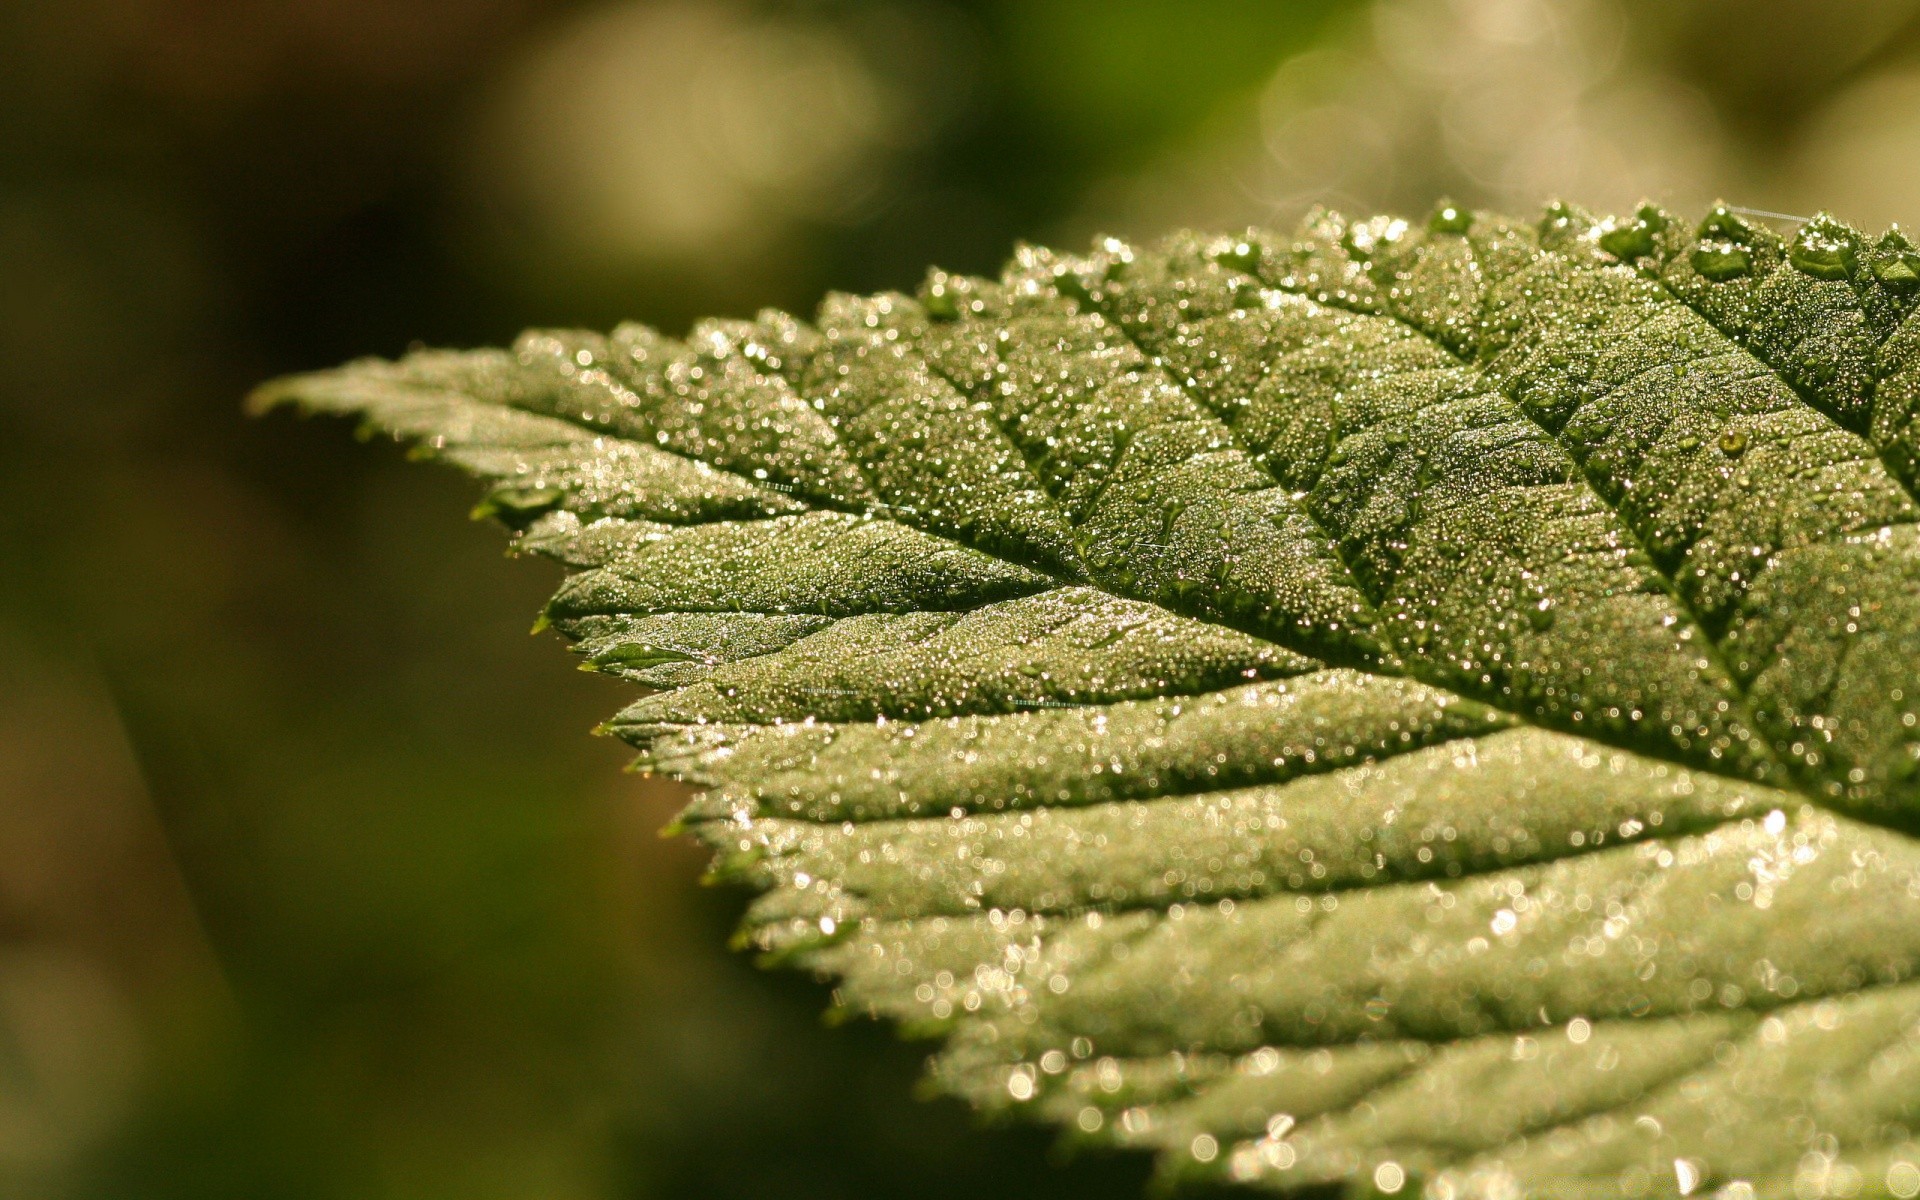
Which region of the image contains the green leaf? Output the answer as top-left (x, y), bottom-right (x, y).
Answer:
top-left (255, 201), bottom-right (1920, 1199)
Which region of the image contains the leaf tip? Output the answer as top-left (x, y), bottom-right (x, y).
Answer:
top-left (243, 378), bottom-right (298, 417)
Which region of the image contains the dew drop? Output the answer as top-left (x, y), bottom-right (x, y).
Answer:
top-left (921, 285), bottom-right (960, 322)
top-left (1599, 206), bottom-right (1667, 261)
top-left (1213, 239), bottom-right (1262, 274)
top-left (1718, 429), bottom-right (1749, 458)
top-left (1691, 243), bottom-right (1751, 281)
top-left (1527, 598), bottom-right (1556, 631)
top-left (1428, 203), bottom-right (1473, 236)
top-left (1874, 229), bottom-right (1920, 293)
top-left (1788, 217), bottom-right (1858, 281)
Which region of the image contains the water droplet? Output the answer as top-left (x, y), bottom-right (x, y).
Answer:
top-left (1428, 202), bottom-right (1473, 236)
top-left (1527, 598), bottom-right (1556, 631)
top-left (1873, 229), bottom-right (1920, 293)
top-left (1599, 206), bottom-right (1668, 261)
top-left (1788, 216), bottom-right (1859, 281)
top-left (1698, 205), bottom-right (1757, 242)
top-left (921, 274), bottom-right (960, 321)
top-left (1691, 207), bottom-right (1758, 280)
top-left (1537, 199), bottom-right (1593, 247)
top-left (1719, 429), bottom-right (1749, 458)
top-left (1212, 239), bottom-right (1262, 274)
top-left (1692, 243), bottom-right (1751, 281)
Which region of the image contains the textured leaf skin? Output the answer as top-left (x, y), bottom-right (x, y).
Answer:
top-left (256, 202), bottom-right (1920, 1200)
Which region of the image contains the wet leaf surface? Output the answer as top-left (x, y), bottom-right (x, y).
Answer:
top-left (258, 202), bottom-right (1920, 1199)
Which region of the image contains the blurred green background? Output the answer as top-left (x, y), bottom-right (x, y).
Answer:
top-left (3, 0), bottom-right (1918, 1196)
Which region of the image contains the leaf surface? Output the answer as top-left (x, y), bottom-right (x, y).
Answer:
top-left (257, 202), bottom-right (1920, 1199)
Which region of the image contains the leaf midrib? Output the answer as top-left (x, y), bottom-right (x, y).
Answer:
top-left (740, 291), bottom-right (1804, 808)
top-left (385, 275), bottom-right (1865, 817)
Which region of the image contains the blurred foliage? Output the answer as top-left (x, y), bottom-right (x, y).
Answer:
top-left (1, 0), bottom-right (1917, 1197)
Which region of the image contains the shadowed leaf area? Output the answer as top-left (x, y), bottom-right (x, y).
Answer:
top-left (258, 201), bottom-right (1920, 1200)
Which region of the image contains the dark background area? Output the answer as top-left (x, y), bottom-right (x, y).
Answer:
top-left (3, 1), bottom-right (1918, 1196)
